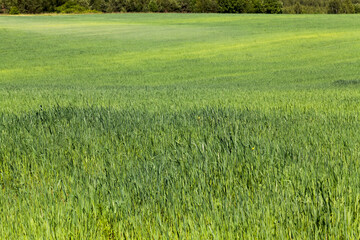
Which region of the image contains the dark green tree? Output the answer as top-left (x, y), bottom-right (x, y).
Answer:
top-left (148, 0), bottom-right (159, 11)
top-left (43, 0), bottom-right (67, 12)
top-left (177, 0), bottom-right (195, 11)
top-left (251, 0), bottom-right (265, 13)
top-left (25, 0), bottom-right (45, 13)
top-left (294, 1), bottom-right (302, 13)
top-left (217, 0), bottom-right (249, 13)
top-left (328, 0), bottom-right (342, 13)
top-left (263, 0), bottom-right (282, 13)
top-left (195, 0), bottom-right (217, 12)
top-left (90, 0), bottom-right (106, 11)
top-left (158, 0), bottom-right (180, 12)
top-left (106, 0), bottom-right (121, 12)
top-left (1, 0), bottom-right (5, 13)
top-left (341, 0), bottom-right (355, 13)
top-left (355, 3), bottom-right (360, 13)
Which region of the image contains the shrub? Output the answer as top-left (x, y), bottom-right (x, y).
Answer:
top-left (9, 6), bottom-right (20, 14)
top-left (56, 1), bottom-right (99, 13)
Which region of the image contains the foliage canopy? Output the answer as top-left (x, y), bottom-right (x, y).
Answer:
top-left (1, 0), bottom-right (359, 13)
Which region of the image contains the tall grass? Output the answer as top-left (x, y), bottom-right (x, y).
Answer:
top-left (1, 105), bottom-right (360, 238)
top-left (1, 14), bottom-right (360, 238)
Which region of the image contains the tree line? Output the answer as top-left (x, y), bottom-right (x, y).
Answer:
top-left (1, 0), bottom-right (360, 14)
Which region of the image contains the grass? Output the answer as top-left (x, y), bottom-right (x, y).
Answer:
top-left (1, 13), bottom-right (360, 239)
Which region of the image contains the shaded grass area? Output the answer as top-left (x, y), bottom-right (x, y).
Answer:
top-left (1, 106), bottom-right (360, 238)
top-left (333, 79), bottom-right (360, 86)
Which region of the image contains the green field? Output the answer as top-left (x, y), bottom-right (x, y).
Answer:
top-left (1, 14), bottom-right (360, 239)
